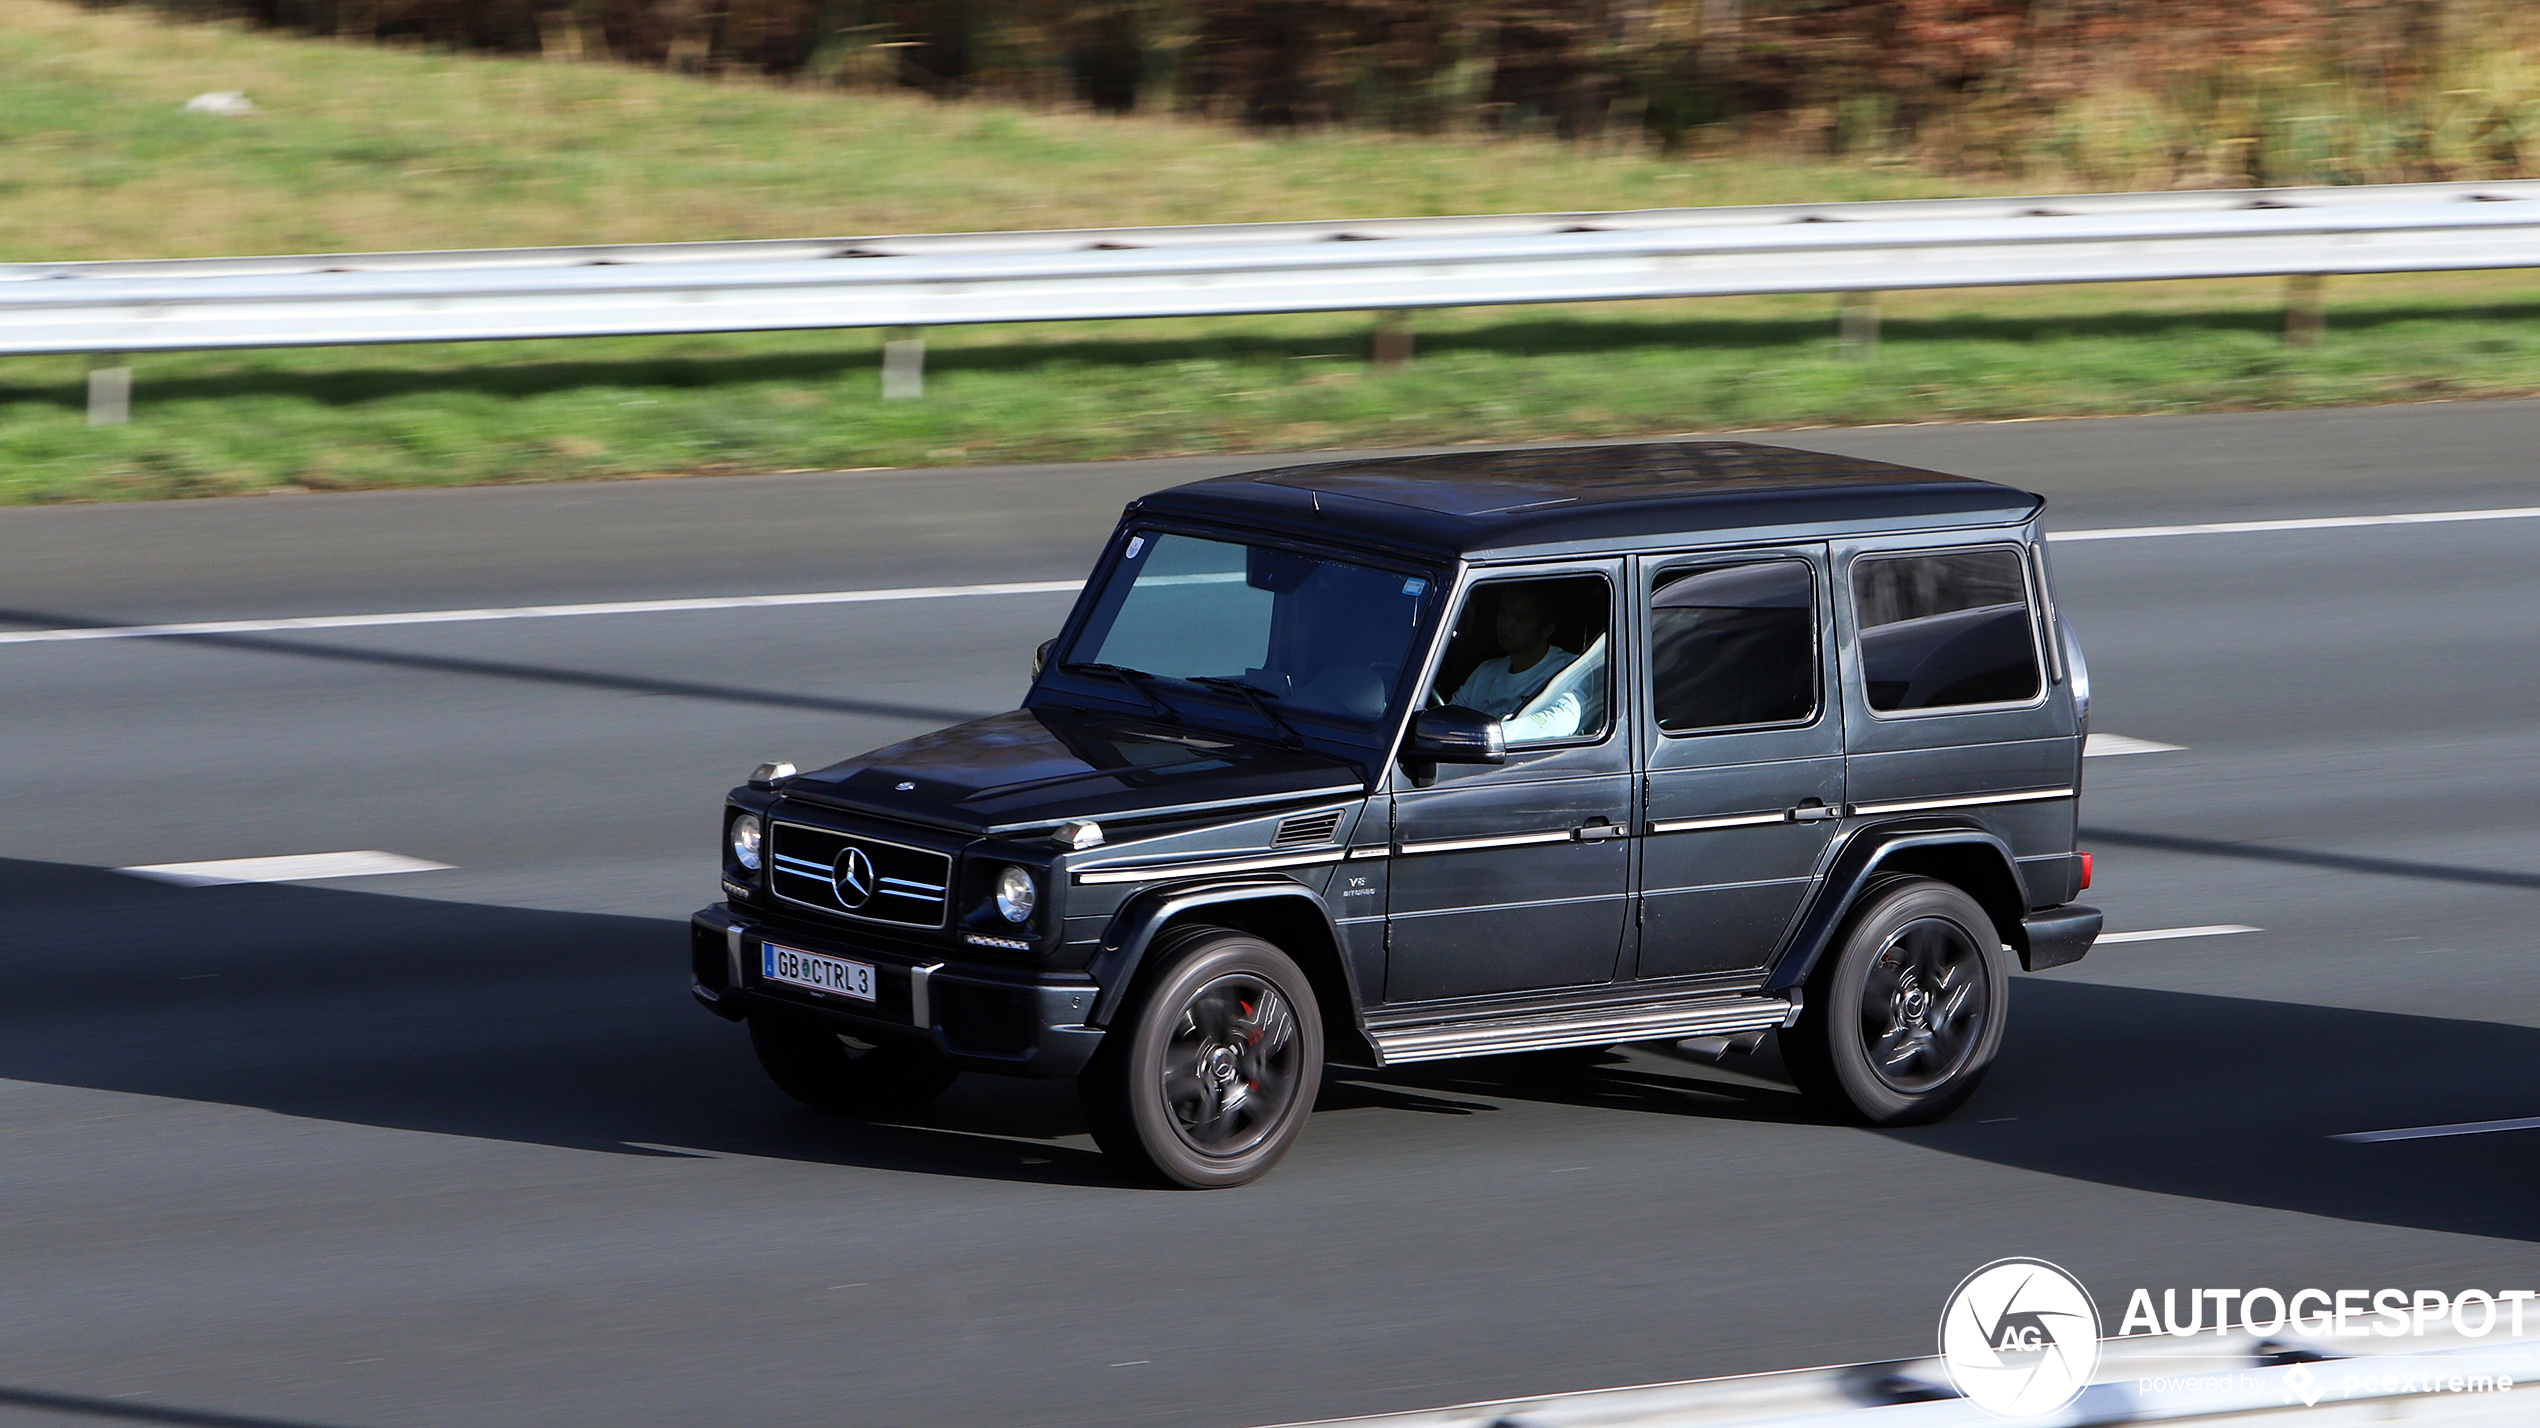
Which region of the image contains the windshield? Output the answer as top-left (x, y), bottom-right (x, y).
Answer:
top-left (1059, 530), bottom-right (1434, 735)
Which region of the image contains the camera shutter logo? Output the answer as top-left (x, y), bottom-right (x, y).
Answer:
top-left (831, 847), bottom-right (877, 909)
top-left (1939, 1258), bottom-right (2102, 1418)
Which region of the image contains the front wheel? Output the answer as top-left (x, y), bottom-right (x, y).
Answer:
top-left (748, 1012), bottom-right (959, 1118)
top-left (1080, 928), bottom-right (1324, 1189)
top-left (1783, 878), bottom-right (2007, 1126)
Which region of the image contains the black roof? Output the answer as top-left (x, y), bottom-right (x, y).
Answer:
top-left (1128, 441), bottom-right (2043, 561)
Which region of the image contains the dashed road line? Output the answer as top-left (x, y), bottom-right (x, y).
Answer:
top-left (2051, 505), bottom-right (2540, 542)
top-left (0, 506), bottom-right (2532, 649)
top-left (2333, 1115), bottom-right (2540, 1145)
top-left (0, 580), bottom-right (1085, 646)
top-left (2085, 733), bottom-right (2184, 757)
top-left (118, 851), bottom-right (453, 887)
top-left (2095, 924), bottom-right (2262, 944)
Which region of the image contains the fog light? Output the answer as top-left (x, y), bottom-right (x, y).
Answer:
top-left (729, 813), bottom-right (763, 871)
top-left (994, 865), bottom-right (1037, 923)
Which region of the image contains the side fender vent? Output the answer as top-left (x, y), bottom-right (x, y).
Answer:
top-left (1272, 809), bottom-right (1343, 848)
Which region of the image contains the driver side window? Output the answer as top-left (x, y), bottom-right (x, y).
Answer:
top-left (1430, 575), bottom-right (1613, 746)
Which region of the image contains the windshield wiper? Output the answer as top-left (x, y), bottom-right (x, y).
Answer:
top-left (1059, 662), bottom-right (1181, 723)
top-left (1189, 676), bottom-right (1307, 749)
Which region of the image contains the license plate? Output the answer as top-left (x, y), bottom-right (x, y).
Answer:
top-left (760, 942), bottom-right (876, 1001)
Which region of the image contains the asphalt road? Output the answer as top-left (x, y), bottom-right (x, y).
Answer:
top-left (2, 401), bottom-right (2537, 1428)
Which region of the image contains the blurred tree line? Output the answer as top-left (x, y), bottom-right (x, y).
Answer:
top-left (115, 0), bottom-right (2540, 183)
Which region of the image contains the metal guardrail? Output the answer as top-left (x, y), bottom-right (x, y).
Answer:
top-left (1268, 1332), bottom-right (2540, 1428)
top-left (13, 180), bottom-right (2537, 419)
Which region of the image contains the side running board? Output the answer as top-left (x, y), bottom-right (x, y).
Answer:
top-left (1367, 993), bottom-right (1801, 1066)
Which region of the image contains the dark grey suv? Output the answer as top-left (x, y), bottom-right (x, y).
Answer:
top-left (692, 442), bottom-right (2102, 1187)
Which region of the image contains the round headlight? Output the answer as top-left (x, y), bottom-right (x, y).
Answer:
top-left (994, 865), bottom-right (1037, 924)
top-left (729, 813), bottom-right (763, 871)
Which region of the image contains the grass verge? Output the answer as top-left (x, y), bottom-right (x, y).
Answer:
top-left (1, 2), bottom-right (2536, 503)
top-left (7, 272), bottom-right (2537, 504)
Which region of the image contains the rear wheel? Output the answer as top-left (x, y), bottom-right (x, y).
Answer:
top-left (1784, 877), bottom-right (2006, 1126)
top-left (748, 1012), bottom-right (959, 1118)
top-left (1080, 927), bottom-right (1324, 1189)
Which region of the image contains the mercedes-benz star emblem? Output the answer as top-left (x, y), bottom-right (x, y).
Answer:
top-left (831, 847), bottom-right (877, 909)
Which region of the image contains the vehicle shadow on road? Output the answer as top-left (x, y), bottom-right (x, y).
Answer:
top-left (1889, 975), bottom-right (2540, 1244)
top-left (0, 858), bottom-right (1134, 1190)
top-left (6, 854), bottom-right (2535, 1226)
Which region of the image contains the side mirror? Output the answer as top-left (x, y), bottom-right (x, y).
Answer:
top-left (1407, 706), bottom-right (1505, 765)
top-left (1033, 638), bottom-right (1056, 678)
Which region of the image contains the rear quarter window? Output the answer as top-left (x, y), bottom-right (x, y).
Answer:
top-left (1852, 548), bottom-right (2042, 713)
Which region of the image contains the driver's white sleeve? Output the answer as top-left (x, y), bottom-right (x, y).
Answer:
top-left (1499, 691), bottom-right (1583, 742)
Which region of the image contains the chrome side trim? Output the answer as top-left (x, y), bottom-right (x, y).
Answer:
top-left (1370, 995), bottom-right (1795, 1065)
top-left (983, 784), bottom-right (1364, 836)
top-left (1847, 787), bottom-right (2075, 817)
top-left (1387, 891), bottom-right (1625, 921)
top-left (1072, 848), bottom-right (1346, 886)
top-left (1648, 810), bottom-right (1788, 834)
top-left (1345, 846), bottom-right (1392, 861)
top-left (909, 962), bottom-right (944, 1029)
top-left (1393, 829), bottom-right (1578, 857)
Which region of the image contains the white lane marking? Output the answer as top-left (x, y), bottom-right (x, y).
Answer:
top-left (7, 505), bottom-right (2535, 649)
top-left (2095, 924), bottom-right (2262, 944)
top-left (2053, 506), bottom-right (2540, 542)
top-left (118, 851), bottom-right (453, 887)
top-left (0, 580), bottom-right (1086, 646)
top-left (2085, 733), bottom-right (2183, 757)
top-left (2333, 1115), bottom-right (2540, 1145)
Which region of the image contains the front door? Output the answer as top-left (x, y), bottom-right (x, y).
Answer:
top-left (1633, 547), bottom-right (1846, 982)
top-left (1384, 564), bottom-right (1633, 1004)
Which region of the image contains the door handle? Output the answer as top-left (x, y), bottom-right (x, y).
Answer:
top-left (1787, 800), bottom-right (1839, 823)
top-left (1573, 819), bottom-right (1628, 842)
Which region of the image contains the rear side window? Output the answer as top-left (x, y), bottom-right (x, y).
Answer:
top-left (1852, 549), bottom-right (2042, 713)
top-left (1650, 559), bottom-right (1819, 733)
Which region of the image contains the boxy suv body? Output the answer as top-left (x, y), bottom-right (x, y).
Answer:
top-left (692, 442), bottom-right (2102, 1187)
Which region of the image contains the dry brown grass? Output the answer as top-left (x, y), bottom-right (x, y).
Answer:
top-left (0, 0), bottom-right (2016, 263)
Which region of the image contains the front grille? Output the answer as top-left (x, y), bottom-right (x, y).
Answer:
top-left (1273, 809), bottom-right (1344, 848)
top-left (768, 821), bottom-right (952, 928)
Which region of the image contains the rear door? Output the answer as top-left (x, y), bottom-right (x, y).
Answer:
top-left (1631, 545), bottom-right (1846, 983)
top-left (1833, 533), bottom-right (2080, 892)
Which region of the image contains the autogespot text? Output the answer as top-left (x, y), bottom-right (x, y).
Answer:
top-left (2117, 1286), bottom-right (2540, 1339)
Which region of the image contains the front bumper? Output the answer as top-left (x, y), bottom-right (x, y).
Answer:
top-left (690, 903), bottom-right (1105, 1078)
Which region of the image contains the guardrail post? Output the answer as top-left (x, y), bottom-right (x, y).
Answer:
top-left (88, 356), bottom-right (132, 426)
top-left (1838, 292), bottom-right (1880, 357)
top-left (1372, 310), bottom-right (1414, 369)
top-left (2285, 274), bottom-right (2325, 347)
top-left (881, 327), bottom-right (925, 400)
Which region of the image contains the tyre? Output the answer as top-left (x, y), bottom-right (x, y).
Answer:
top-left (1783, 877), bottom-right (2007, 1126)
top-left (1080, 927), bottom-right (1324, 1189)
top-left (748, 1011), bottom-right (959, 1118)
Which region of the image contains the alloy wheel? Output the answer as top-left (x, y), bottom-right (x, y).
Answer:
top-left (1858, 917), bottom-right (1990, 1095)
top-left (1159, 972), bottom-right (1303, 1157)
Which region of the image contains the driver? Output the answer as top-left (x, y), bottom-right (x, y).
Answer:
top-left (1446, 585), bottom-right (1574, 717)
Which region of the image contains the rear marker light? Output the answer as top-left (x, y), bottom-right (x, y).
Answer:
top-left (2079, 851), bottom-right (2093, 890)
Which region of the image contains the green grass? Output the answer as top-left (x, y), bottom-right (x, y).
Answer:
top-left (9, 275), bottom-right (2537, 504)
top-left (2, 1), bottom-right (2538, 504)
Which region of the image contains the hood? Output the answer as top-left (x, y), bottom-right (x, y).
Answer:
top-left (780, 709), bottom-right (1368, 835)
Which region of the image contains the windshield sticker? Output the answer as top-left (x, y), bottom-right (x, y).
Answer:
top-left (1124, 536), bottom-right (1146, 559)
top-left (1402, 577), bottom-right (1427, 596)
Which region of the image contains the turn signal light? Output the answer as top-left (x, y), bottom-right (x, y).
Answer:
top-left (2079, 851), bottom-right (2093, 890)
